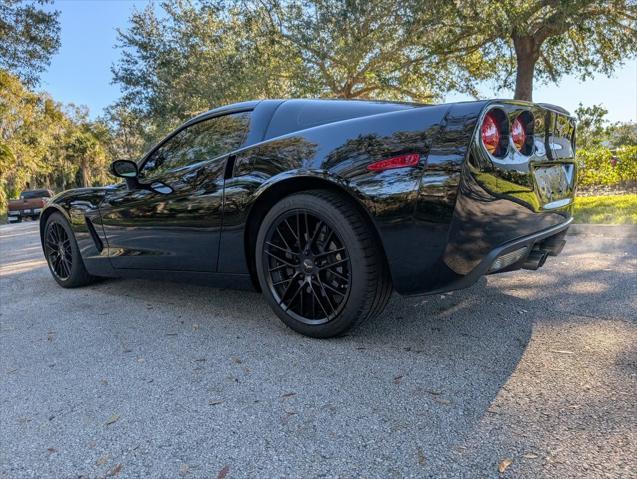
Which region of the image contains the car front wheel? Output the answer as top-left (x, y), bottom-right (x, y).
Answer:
top-left (44, 212), bottom-right (97, 288)
top-left (256, 190), bottom-right (392, 338)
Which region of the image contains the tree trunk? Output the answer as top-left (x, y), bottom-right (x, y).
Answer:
top-left (80, 158), bottom-right (90, 187)
top-left (513, 35), bottom-right (540, 102)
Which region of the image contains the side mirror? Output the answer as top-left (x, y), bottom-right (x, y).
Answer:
top-left (110, 160), bottom-right (139, 178)
top-left (110, 160), bottom-right (140, 190)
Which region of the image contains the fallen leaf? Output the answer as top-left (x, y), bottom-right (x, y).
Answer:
top-left (233, 357), bottom-right (242, 364)
top-left (192, 323), bottom-right (199, 331)
top-left (47, 447), bottom-right (57, 454)
top-left (417, 447), bottom-right (426, 465)
top-left (209, 400), bottom-right (224, 406)
top-left (106, 464), bottom-right (122, 477)
top-left (96, 454), bottom-right (110, 466)
top-left (523, 453), bottom-right (539, 459)
top-left (498, 458), bottom-right (513, 474)
top-left (281, 392), bottom-right (297, 398)
top-left (105, 414), bottom-right (120, 426)
top-left (137, 357), bottom-right (145, 363)
top-left (100, 379), bottom-right (108, 385)
top-left (435, 398), bottom-right (451, 405)
top-left (217, 465), bottom-right (230, 479)
top-left (179, 463), bottom-right (190, 476)
top-left (393, 375), bottom-right (403, 384)
top-left (425, 389), bottom-right (442, 396)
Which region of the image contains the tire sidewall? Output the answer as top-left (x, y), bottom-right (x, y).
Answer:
top-left (256, 193), bottom-right (369, 338)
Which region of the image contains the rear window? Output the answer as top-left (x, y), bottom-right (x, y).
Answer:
top-left (20, 190), bottom-right (51, 199)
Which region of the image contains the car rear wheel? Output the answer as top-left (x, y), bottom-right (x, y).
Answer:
top-left (44, 212), bottom-right (96, 288)
top-left (256, 190), bottom-right (392, 338)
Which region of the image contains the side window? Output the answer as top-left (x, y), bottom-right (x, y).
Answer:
top-left (139, 111), bottom-right (251, 179)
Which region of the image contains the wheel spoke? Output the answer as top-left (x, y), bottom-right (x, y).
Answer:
top-left (308, 281), bottom-right (330, 318)
top-left (284, 219), bottom-right (298, 242)
top-left (315, 277), bottom-right (336, 314)
top-left (275, 225), bottom-right (293, 252)
top-left (319, 279), bottom-right (346, 297)
top-left (325, 268), bottom-right (349, 283)
top-left (314, 247), bottom-right (346, 258)
top-left (269, 263), bottom-right (292, 273)
top-left (283, 279), bottom-right (304, 311)
top-left (308, 220), bottom-right (323, 250)
top-left (319, 257), bottom-right (349, 271)
top-left (278, 272), bottom-right (300, 305)
top-left (266, 241), bottom-right (298, 256)
top-left (265, 250), bottom-right (297, 267)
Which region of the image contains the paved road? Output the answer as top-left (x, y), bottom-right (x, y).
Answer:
top-left (1, 221), bottom-right (635, 478)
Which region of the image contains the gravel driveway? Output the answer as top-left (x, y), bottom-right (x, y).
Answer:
top-left (1, 221), bottom-right (635, 478)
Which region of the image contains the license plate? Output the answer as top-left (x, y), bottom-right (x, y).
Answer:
top-left (534, 165), bottom-right (573, 205)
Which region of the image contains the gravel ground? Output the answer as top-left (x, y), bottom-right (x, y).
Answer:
top-left (1, 221), bottom-right (635, 479)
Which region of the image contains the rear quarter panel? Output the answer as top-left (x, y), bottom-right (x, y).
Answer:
top-left (218, 104), bottom-right (461, 288)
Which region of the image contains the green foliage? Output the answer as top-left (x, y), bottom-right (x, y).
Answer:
top-left (575, 103), bottom-right (609, 149)
top-left (573, 194), bottom-right (637, 224)
top-left (0, 69), bottom-right (113, 215)
top-left (111, 0), bottom-right (495, 148)
top-left (433, 0), bottom-right (637, 100)
top-left (576, 146), bottom-right (637, 187)
top-left (0, 0), bottom-right (61, 86)
top-left (575, 103), bottom-right (637, 150)
top-left (607, 122), bottom-right (637, 149)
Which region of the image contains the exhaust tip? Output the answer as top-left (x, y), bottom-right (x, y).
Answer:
top-left (521, 250), bottom-right (549, 270)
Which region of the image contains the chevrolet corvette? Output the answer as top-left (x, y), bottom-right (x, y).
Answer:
top-left (40, 99), bottom-right (576, 337)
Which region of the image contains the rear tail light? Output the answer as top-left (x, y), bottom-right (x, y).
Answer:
top-left (481, 112), bottom-right (500, 155)
top-left (512, 111), bottom-right (534, 155)
top-left (511, 117), bottom-right (526, 151)
top-left (481, 110), bottom-right (508, 157)
top-left (367, 153), bottom-right (420, 171)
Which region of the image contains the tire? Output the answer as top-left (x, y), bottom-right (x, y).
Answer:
top-left (43, 212), bottom-right (96, 288)
top-left (256, 190), bottom-right (392, 338)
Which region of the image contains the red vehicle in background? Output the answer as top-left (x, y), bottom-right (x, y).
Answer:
top-left (7, 189), bottom-right (54, 223)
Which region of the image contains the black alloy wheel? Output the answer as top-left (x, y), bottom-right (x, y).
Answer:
top-left (256, 190), bottom-right (392, 338)
top-left (263, 209), bottom-right (352, 325)
top-left (44, 212), bottom-right (96, 288)
top-left (45, 221), bottom-right (73, 280)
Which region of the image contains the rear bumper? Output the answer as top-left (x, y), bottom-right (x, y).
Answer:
top-left (7, 208), bottom-right (42, 220)
top-left (407, 218), bottom-right (571, 296)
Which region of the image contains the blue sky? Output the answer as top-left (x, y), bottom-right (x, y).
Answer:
top-left (41, 0), bottom-right (637, 123)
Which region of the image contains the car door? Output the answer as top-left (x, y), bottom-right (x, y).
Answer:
top-left (99, 111), bottom-right (252, 272)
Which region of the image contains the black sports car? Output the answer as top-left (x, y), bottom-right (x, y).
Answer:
top-left (40, 99), bottom-right (576, 337)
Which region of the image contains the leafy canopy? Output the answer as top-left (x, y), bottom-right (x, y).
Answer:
top-left (430, 0), bottom-right (637, 100)
top-left (0, 0), bottom-right (61, 86)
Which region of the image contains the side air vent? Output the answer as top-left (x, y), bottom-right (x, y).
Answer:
top-left (85, 217), bottom-right (103, 253)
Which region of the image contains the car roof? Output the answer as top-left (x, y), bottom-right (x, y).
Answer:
top-left (262, 99), bottom-right (420, 140)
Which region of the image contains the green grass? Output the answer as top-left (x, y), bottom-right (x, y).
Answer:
top-left (573, 194), bottom-right (637, 224)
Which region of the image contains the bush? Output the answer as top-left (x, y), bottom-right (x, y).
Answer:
top-left (576, 146), bottom-right (637, 187)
